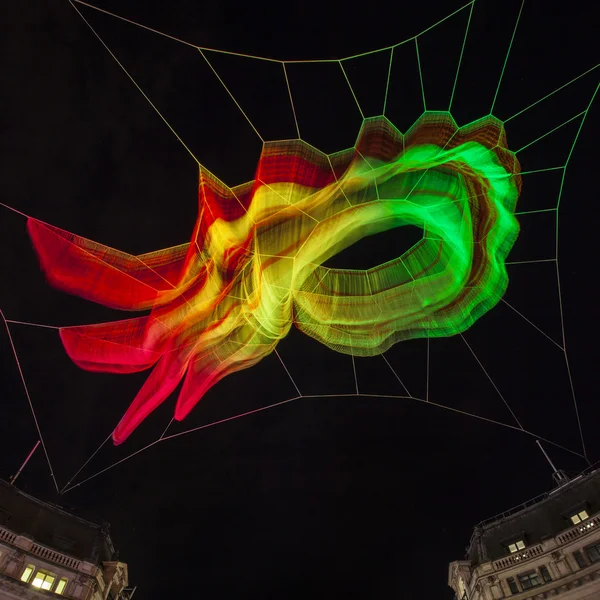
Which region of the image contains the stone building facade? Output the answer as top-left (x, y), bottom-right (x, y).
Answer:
top-left (449, 467), bottom-right (600, 599)
top-left (0, 479), bottom-right (133, 599)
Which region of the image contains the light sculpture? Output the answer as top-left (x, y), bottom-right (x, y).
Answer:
top-left (28, 113), bottom-right (521, 443)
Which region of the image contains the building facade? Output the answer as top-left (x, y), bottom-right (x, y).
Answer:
top-left (0, 479), bottom-right (133, 599)
top-left (449, 467), bottom-right (600, 599)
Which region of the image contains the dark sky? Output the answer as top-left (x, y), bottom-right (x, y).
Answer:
top-left (1, 1), bottom-right (599, 598)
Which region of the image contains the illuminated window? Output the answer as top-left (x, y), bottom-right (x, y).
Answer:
top-left (508, 539), bottom-right (526, 553)
top-left (31, 570), bottom-right (56, 590)
top-left (518, 571), bottom-right (541, 590)
top-left (506, 577), bottom-right (519, 594)
top-left (55, 578), bottom-right (68, 595)
top-left (20, 564), bottom-right (35, 583)
top-left (571, 509), bottom-right (590, 524)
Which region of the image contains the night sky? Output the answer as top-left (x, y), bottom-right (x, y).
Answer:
top-left (2, 1), bottom-right (599, 598)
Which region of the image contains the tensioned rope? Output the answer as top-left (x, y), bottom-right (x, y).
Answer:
top-left (60, 386), bottom-right (590, 494)
top-left (70, 0), bottom-right (476, 63)
top-left (554, 82), bottom-right (600, 460)
top-left (2, 0), bottom-right (598, 490)
top-left (1, 310), bottom-right (59, 493)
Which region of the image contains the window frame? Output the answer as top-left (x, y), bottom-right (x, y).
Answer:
top-left (586, 542), bottom-right (600, 564)
top-left (573, 549), bottom-right (588, 568)
top-left (517, 570), bottom-right (542, 591)
top-left (55, 577), bottom-right (69, 595)
top-left (506, 576), bottom-right (519, 594)
top-left (570, 509), bottom-right (590, 525)
top-left (20, 564), bottom-right (36, 583)
top-left (563, 503), bottom-right (591, 526)
top-left (507, 539), bottom-right (526, 554)
top-left (539, 565), bottom-right (552, 583)
top-left (31, 569), bottom-right (57, 591)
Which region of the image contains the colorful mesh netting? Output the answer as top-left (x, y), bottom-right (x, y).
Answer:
top-left (28, 113), bottom-right (521, 443)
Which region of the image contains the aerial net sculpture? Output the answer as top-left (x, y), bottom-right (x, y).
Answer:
top-left (1, 0), bottom-right (597, 491)
top-left (27, 114), bottom-right (521, 443)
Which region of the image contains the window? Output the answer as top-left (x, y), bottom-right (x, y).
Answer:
top-left (540, 565), bottom-right (552, 583)
top-left (20, 564), bottom-right (35, 583)
top-left (573, 550), bottom-right (587, 568)
top-left (508, 539), bottom-right (526, 553)
top-left (518, 571), bottom-right (541, 590)
top-left (507, 577), bottom-right (519, 594)
top-left (31, 570), bottom-right (56, 590)
top-left (570, 509), bottom-right (590, 524)
top-left (587, 542), bottom-right (600, 564)
top-left (55, 578), bottom-right (68, 595)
